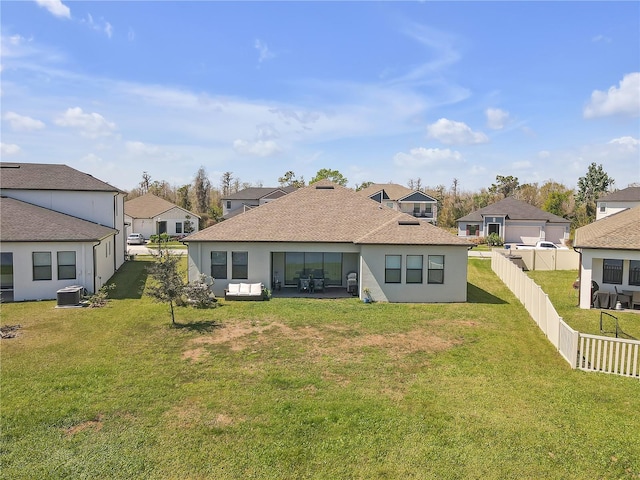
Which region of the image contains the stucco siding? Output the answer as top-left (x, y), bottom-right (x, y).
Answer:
top-left (359, 244), bottom-right (468, 303)
top-left (0, 239), bottom-right (115, 301)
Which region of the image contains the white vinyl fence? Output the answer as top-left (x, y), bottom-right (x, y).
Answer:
top-left (491, 252), bottom-right (640, 380)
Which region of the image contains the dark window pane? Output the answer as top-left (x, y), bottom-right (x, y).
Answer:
top-left (630, 260), bottom-right (640, 286)
top-left (211, 251), bottom-right (227, 279)
top-left (232, 251), bottom-right (248, 279)
top-left (603, 259), bottom-right (623, 285)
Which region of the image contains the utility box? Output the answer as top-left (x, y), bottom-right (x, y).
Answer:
top-left (57, 286), bottom-right (84, 307)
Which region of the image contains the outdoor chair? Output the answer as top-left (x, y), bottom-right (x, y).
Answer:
top-left (614, 286), bottom-right (631, 309)
top-left (595, 291), bottom-right (610, 309)
top-left (632, 291), bottom-right (640, 310)
top-left (346, 272), bottom-right (358, 295)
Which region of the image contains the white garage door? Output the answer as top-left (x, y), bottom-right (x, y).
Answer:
top-left (505, 226), bottom-right (540, 244)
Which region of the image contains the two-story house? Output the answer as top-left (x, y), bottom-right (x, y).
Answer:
top-left (222, 186), bottom-right (297, 219)
top-left (0, 162), bottom-right (126, 302)
top-left (358, 183), bottom-right (438, 224)
top-left (596, 186), bottom-right (640, 221)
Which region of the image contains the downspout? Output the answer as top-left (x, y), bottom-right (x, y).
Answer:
top-left (92, 239), bottom-right (102, 294)
top-left (573, 246), bottom-right (582, 307)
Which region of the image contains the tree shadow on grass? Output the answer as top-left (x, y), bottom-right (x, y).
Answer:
top-left (467, 282), bottom-right (508, 304)
top-left (172, 320), bottom-right (224, 333)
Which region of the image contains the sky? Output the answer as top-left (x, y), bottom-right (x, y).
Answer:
top-left (1, 1), bottom-right (639, 194)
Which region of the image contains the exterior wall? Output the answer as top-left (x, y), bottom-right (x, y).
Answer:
top-left (6, 189), bottom-right (126, 271)
top-left (578, 248), bottom-right (640, 309)
top-left (596, 201), bottom-right (640, 220)
top-left (187, 241), bottom-right (361, 297)
top-left (223, 199), bottom-right (258, 217)
top-left (0, 237), bottom-right (116, 301)
top-left (359, 244), bottom-right (468, 303)
top-left (126, 208), bottom-right (199, 239)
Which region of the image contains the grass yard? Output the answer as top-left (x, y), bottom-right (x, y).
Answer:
top-left (1, 259), bottom-right (639, 479)
top-left (528, 269), bottom-right (640, 340)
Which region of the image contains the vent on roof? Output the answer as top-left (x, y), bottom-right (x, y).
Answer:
top-left (0, 164), bottom-right (20, 169)
top-left (398, 220), bottom-right (420, 226)
top-left (315, 185), bottom-right (335, 190)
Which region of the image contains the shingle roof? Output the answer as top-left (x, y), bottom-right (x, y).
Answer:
top-left (1, 196), bottom-right (117, 242)
top-left (573, 205), bottom-right (640, 250)
top-left (0, 162), bottom-right (123, 192)
top-left (124, 193), bottom-right (200, 219)
top-left (597, 186), bottom-right (640, 202)
top-left (185, 180), bottom-right (471, 246)
top-left (357, 183), bottom-right (409, 200)
top-left (456, 196), bottom-right (569, 223)
top-left (222, 186), bottom-right (296, 201)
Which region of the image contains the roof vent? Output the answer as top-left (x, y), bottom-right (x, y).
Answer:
top-left (315, 185), bottom-right (335, 190)
top-left (398, 220), bottom-right (420, 226)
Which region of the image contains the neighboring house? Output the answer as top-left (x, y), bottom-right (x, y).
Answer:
top-left (124, 193), bottom-right (200, 239)
top-left (456, 197), bottom-right (570, 245)
top-left (222, 186), bottom-right (297, 219)
top-left (358, 183), bottom-right (438, 223)
top-left (573, 205), bottom-right (640, 309)
top-left (0, 162), bottom-right (126, 301)
top-left (596, 186), bottom-right (640, 221)
top-left (185, 180), bottom-right (472, 303)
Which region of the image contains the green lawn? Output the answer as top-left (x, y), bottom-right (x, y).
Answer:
top-left (1, 259), bottom-right (639, 479)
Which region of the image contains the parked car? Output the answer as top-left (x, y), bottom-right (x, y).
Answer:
top-left (508, 241), bottom-right (568, 250)
top-left (127, 233), bottom-right (146, 245)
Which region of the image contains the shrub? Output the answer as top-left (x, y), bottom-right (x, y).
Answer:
top-left (487, 233), bottom-right (504, 246)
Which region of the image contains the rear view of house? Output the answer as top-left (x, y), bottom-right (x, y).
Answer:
top-left (185, 180), bottom-right (471, 303)
top-left (124, 193), bottom-right (200, 239)
top-left (0, 162), bottom-right (126, 302)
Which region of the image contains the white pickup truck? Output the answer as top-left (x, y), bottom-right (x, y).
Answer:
top-left (509, 241), bottom-right (568, 250)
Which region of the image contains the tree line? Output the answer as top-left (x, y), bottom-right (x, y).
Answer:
top-left (126, 163), bottom-right (629, 232)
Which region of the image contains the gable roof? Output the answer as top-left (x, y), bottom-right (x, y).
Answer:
top-left (597, 186), bottom-right (640, 202)
top-left (573, 205), bottom-right (640, 251)
top-left (456, 196), bottom-right (569, 223)
top-left (222, 186), bottom-right (296, 201)
top-left (1, 196), bottom-right (117, 242)
top-left (185, 180), bottom-right (470, 246)
top-left (359, 183), bottom-right (413, 201)
top-left (0, 162), bottom-right (123, 193)
top-left (124, 193), bottom-right (200, 219)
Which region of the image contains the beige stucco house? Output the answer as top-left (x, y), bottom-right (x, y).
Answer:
top-left (573, 205), bottom-right (640, 309)
top-left (124, 193), bottom-right (200, 239)
top-left (185, 180), bottom-right (472, 303)
top-left (0, 162), bottom-right (125, 301)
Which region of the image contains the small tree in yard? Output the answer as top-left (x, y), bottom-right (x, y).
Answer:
top-left (146, 253), bottom-right (184, 325)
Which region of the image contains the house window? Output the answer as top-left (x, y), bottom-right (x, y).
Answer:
top-left (602, 259), bottom-right (623, 285)
top-left (211, 251), bottom-right (227, 279)
top-left (424, 205), bottom-right (432, 214)
top-left (406, 255), bottom-right (423, 284)
top-left (226, 201), bottom-right (231, 209)
top-left (599, 203), bottom-right (606, 213)
top-left (57, 251), bottom-right (77, 280)
top-left (385, 255), bottom-right (402, 283)
top-left (232, 251), bottom-right (248, 279)
top-left (467, 224), bottom-right (480, 236)
top-left (33, 252), bottom-right (52, 281)
top-left (428, 255), bottom-right (445, 284)
top-left (176, 222), bottom-right (183, 234)
top-left (629, 260), bottom-right (640, 286)
top-left (1, 252), bottom-right (14, 302)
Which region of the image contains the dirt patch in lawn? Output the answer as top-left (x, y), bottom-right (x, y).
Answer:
top-left (164, 402), bottom-right (240, 429)
top-left (65, 414), bottom-right (104, 436)
top-left (186, 321), bottom-right (460, 361)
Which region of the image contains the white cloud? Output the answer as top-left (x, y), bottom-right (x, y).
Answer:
top-left (4, 112), bottom-right (46, 131)
top-left (583, 72), bottom-right (640, 118)
top-left (512, 160), bottom-right (532, 169)
top-left (254, 39), bottom-right (275, 64)
top-left (54, 107), bottom-right (116, 138)
top-left (125, 141), bottom-right (161, 155)
top-left (608, 136), bottom-right (639, 152)
top-left (592, 34), bottom-right (612, 43)
top-left (34, 0), bottom-right (70, 19)
top-left (538, 150), bottom-right (551, 159)
top-left (81, 13), bottom-right (113, 38)
top-left (0, 143), bottom-right (21, 155)
top-left (486, 108), bottom-right (510, 130)
top-left (426, 118), bottom-right (489, 145)
top-left (233, 139), bottom-right (281, 157)
top-left (393, 147), bottom-right (463, 168)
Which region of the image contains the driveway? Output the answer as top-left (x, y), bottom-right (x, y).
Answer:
top-left (126, 244), bottom-right (187, 256)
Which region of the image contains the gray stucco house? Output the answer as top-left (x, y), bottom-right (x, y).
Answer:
top-left (456, 196), bottom-right (570, 245)
top-left (185, 180), bottom-right (472, 303)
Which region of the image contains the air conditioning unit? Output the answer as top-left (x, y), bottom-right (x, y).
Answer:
top-left (56, 285), bottom-right (84, 307)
